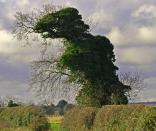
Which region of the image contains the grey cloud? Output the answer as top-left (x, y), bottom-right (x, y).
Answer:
top-left (0, 75), bottom-right (34, 100)
top-left (0, 55), bottom-right (30, 81)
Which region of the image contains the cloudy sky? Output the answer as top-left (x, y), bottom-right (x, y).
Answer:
top-left (0, 0), bottom-right (156, 103)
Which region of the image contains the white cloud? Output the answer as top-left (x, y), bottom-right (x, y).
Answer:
top-left (0, 29), bottom-right (42, 63)
top-left (90, 10), bottom-right (114, 27)
top-left (106, 24), bottom-right (156, 46)
top-left (0, 0), bottom-right (6, 3)
top-left (117, 47), bottom-right (156, 65)
top-left (17, 0), bottom-right (29, 7)
top-left (133, 4), bottom-right (156, 18)
top-left (64, 1), bottom-right (73, 7)
top-left (137, 26), bottom-right (156, 44)
top-left (88, 9), bottom-right (114, 34)
top-left (0, 30), bottom-right (18, 54)
top-left (107, 27), bottom-right (125, 45)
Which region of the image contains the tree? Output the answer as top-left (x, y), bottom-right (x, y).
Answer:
top-left (56, 99), bottom-right (68, 115)
top-left (56, 100), bottom-right (68, 108)
top-left (14, 5), bottom-right (130, 107)
top-left (7, 100), bottom-right (19, 107)
top-left (119, 72), bottom-right (145, 102)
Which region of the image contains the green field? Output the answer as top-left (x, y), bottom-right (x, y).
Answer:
top-left (50, 123), bottom-right (62, 131)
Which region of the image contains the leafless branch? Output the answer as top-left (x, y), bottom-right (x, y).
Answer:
top-left (119, 71), bottom-right (145, 102)
top-left (13, 4), bottom-right (62, 44)
top-left (13, 4), bottom-right (80, 104)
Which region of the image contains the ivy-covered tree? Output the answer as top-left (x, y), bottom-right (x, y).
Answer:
top-left (14, 6), bottom-right (130, 107)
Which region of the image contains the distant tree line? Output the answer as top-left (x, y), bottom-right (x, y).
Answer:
top-left (0, 97), bottom-right (74, 115)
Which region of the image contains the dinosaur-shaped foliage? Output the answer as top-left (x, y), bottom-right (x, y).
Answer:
top-left (34, 7), bottom-right (130, 106)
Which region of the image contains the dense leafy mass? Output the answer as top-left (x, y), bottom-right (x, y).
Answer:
top-left (63, 107), bottom-right (97, 131)
top-left (0, 106), bottom-right (49, 131)
top-left (63, 105), bottom-right (156, 131)
top-left (34, 7), bottom-right (130, 106)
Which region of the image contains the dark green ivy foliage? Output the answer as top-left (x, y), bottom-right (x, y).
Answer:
top-left (34, 7), bottom-right (130, 107)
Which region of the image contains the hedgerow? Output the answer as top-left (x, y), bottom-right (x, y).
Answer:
top-left (63, 105), bottom-right (156, 131)
top-left (63, 107), bottom-right (98, 131)
top-left (0, 106), bottom-right (49, 131)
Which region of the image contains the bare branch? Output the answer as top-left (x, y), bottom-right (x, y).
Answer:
top-left (13, 4), bottom-right (80, 104)
top-left (119, 72), bottom-right (145, 102)
top-left (13, 4), bottom-right (62, 43)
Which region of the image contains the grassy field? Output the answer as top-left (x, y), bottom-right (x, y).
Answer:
top-left (49, 123), bottom-right (62, 131)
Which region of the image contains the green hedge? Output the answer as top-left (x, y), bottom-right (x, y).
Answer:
top-left (63, 105), bottom-right (156, 131)
top-left (0, 106), bottom-right (49, 131)
top-left (63, 107), bottom-right (98, 131)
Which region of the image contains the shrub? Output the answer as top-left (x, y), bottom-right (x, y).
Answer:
top-left (62, 107), bottom-right (98, 131)
top-left (0, 106), bottom-right (49, 131)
